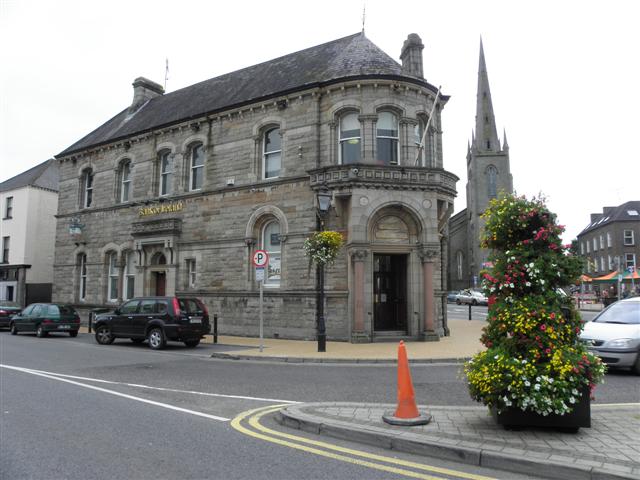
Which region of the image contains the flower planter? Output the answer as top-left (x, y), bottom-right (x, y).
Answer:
top-left (492, 385), bottom-right (590, 432)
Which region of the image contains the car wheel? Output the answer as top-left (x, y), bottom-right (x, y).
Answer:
top-left (69, 331), bottom-right (78, 337)
top-left (131, 338), bottom-right (145, 344)
top-left (456, 299), bottom-right (461, 305)
top-left (95, 325), bottom-right (115, 345)
top-left (147, 328), bottom-right (166, 350)
top-left (10, 323), bottom-right (18, 335)
top-left (632, 353), bottom-right (640, 376)
top-left (36, 325), bottom-right (47, 338)
top-left (184, 339), bottom-right (200, 348)
top-left (472, 299), bottom-right (478, 306)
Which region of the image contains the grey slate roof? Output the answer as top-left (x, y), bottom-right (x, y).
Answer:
top-left (579, 201), bottom-right (640, 235)
top-left (59, 33), bottom-right (437, 157)
top-left (0, 159), bottom-right (59, 192)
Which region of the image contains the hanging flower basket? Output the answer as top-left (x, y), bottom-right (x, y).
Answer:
top-left (303, 231), bottom-right (343, 266)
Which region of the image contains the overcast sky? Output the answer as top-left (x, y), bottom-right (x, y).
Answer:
top-left (1, 0), bottom-right (638, 242)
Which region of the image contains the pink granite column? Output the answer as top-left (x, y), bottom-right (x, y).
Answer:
top-left (350, 249), bottom-right (368, 342)
top-left (421, 249), bottom-right (439, 341)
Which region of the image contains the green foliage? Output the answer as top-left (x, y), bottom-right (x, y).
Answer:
top-left (465, 194), bottom-right (605, 415)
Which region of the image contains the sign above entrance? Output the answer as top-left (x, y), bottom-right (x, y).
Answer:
top-left (138, 201), bottom-right (184, 217)
top-left (253, 250), bottom-right (269, 267)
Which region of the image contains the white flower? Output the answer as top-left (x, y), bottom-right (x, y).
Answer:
top-left (510, 283), bottom-right (514, 288)
top-left (525, 380), bottom-right (531, 387)
top-left (540, 279), bottom-right (545, 285)
top-left (534, 384), bottom-right (541, 391)
top-left (548, 378), bottom-right (554, 383)
top-left (526, 282), bottom-right (531, 287)
top-left (569, 397), bottom-right (576, 404)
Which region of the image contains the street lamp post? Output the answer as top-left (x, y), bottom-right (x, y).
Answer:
top-left (315, 190), bottom-right (332, 353)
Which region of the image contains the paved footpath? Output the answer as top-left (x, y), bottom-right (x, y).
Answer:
top-left (277, 402), bottom-right (640, 480)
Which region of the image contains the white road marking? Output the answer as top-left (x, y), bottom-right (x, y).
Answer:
top-left (1, 364), bottom-right (231, 421)
top-left (0, 364), bottom-right (298, 404)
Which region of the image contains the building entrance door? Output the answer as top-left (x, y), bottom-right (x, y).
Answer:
top-left (373, 254), bottom-right (407, 331)
top-left (154, 272), bottom-right (166, 296)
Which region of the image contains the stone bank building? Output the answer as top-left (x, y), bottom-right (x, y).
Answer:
top-left (53, 33), bottom-right (459, 342)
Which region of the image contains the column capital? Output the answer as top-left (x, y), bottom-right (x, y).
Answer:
top-left (419, 247), bottom-right (439, 263)
top-left (349, 249), bottom-right (369, 262)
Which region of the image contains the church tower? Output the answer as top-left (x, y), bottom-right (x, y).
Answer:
top-left (466, 39), bottom-right (513, 285)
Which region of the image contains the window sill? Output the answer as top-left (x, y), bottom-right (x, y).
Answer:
top-left (2, 217), bottom-right (11, 220)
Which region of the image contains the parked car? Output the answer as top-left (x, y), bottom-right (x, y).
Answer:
top-left (456, 289), bottom-right (488, 306)
top-left (0, 301), bottom-right (22, 329)
top-left (580, 296), bottom-right (640, 375)
top-left (9, 303), bottom-right (80, 337)
top-left (447, 291), bottom-right (460, 303)
top-left (93, 296), bottom-right (210, 350)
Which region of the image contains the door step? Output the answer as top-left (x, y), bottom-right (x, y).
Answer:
top-left (372, 331), bottom-right (411, 343)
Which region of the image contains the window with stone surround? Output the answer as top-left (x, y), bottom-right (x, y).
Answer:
top-left (456, 251), bottom-right (464, 280)
top-left (106, 251), bottom-right (119, 302)
top-left (1, 236), bottom-right (9, 263)
top-left (625, 253), bottom-right (636, 269)
top-left (159, 150), bottom-right (173, 196)
top-left (81, 168), bottom-right (94, 208)
top-left (117, 159), bottom-right (132, 203)
top-left (376, 111), bottom-right (399, 165)
top-left (78, 253), bottom-right (88, 301)
top-left (124, 251), bottom-right (135, 300)
top-left (188, 143), bottom-right (204, 191)
top-left (4, 196), bottom-right (12, 219)
top-left (261, 221), bottom-right (281, 287)
top-left (339, 112), bottom-right (361, 164)
top-left (186, 258), bottom-right (196, 289)
top-left (486, 165), bottom-right (498, 199)
top-left (263, 127), bottom-right (282, 179)
top-left (413, 117), bottom-right (436, 167)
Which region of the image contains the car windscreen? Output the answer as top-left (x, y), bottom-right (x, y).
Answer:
top-left (594, 302), bottom-right (640, 325)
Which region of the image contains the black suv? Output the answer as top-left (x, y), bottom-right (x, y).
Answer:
top-left (93, 297), bottom-right (210, 350)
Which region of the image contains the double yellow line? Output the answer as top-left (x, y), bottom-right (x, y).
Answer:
top-left (231, 405), bottom-right (496, 480)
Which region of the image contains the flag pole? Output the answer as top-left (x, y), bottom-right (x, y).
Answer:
top-left (414, 86), bottom-right (441, 166)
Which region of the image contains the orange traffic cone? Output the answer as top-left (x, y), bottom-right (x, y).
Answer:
top-left (382, 341), bottom-right (432, 426)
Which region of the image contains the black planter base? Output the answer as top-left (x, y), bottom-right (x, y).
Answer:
top-left (492, 387), bottom-right (591, 432)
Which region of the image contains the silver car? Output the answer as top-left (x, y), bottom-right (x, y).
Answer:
top-left (580, 296), bottom-right (640, 375)
top-left (455, 289), bottom-right (488, 306)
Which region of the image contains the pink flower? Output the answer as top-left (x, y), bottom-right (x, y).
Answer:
top-left (540, 324), bottom-right (547, 331)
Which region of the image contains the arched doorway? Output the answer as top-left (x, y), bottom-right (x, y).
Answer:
top-left (369, 207), bottom-right (421, 335)
top-left (150, 253), bottom-right (167, 296)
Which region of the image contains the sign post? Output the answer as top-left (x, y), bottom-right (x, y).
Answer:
top-left (252, 250), bottom-right (269, 352)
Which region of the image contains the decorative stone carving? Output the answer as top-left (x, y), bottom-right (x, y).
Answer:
top-left (350, 249), bottom-right (368, 262)
top-left (374, 216), bottom-right (409, 243)
top-left (132, 218), bottom-right (182, 237)
top-left (419, 247), bottom-right (439, 263)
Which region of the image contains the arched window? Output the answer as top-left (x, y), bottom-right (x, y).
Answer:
top-left (81, 168), bottom-right (94, 208)
top-left (107, 251), bottom-right (119, 302)
top-left (339, 113), bottom-right (361, 164)
top-left (263, 127), bottom-right (281, 179)
top-left (487, 165), bottom-right (498, 199)
top-left (189, 143), bottom-right (204, 191)
top-left (78, 253), bottom-right (88, 301)
top-left (124, 251), bottom-right (135, 300)
top-left (261, 221), bottom-right (281, 286)
top-left (159, 150), bottom-right (173, 196)
top-left (377, 111), bottom-right (399, 165)
top-left (456, 251), bottom-right (464, 280)
top-left (413, 119), bottom-right (436, 167)
top-left (118, 160), bottom-right (132, 203)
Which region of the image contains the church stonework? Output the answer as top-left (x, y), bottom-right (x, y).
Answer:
top-left (448, 40), bottom-right (513, 291)
top-left (53, 33), bottom-right (459, 342)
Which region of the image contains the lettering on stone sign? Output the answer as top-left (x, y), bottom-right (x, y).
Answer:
top-left (138, 201), bottom-right (184, 217)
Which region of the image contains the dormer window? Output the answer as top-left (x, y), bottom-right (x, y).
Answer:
top-left (376, 111), bottom-right (398, 165)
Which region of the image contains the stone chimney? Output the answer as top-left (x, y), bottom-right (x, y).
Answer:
top-left (602, 207), bottom-right (615, 215)
top-left (129, 77), bottom-right (164, 114)
top-left (400, 33), bottom-right (424, 78)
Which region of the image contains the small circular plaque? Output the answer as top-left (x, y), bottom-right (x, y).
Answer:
top-left (422, 199), bottom-right (432, 209)
top-left (359, 196), bottom-right (369, 206)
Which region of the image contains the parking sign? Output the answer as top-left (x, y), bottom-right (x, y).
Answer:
top-left (253, 250), bottom-right (269, 267)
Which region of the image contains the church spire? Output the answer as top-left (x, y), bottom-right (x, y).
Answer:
top-left (474, 38), bottom-right (500, 153)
